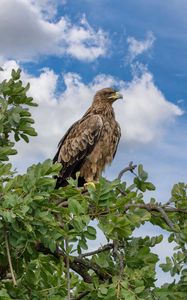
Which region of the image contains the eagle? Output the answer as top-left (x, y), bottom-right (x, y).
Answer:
top-left (53, 87), bottom-right (123, 188)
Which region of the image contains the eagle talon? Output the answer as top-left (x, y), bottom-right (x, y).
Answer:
top-left (84, 182), bottom-right (96, 190)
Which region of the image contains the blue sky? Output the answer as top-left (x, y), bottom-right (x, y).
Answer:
top-left (0, 0), bottom-right (186, 285)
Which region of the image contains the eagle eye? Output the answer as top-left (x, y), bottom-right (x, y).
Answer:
top-left (108, 90), bottom-right (115, 95)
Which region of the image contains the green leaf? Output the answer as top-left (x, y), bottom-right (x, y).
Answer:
top-left (14, 132), bottom-right (20, 142)
top-left (0, 146), bottom-right (17, 160)
top-left (23, 127), bottom-right (37, 136)
top-left (0, 289), bottom-right (12, 299)
top-left (146, 182), bottom-right (156, 190)
top-left (84, 231), bottom-right (96, 240)
top-left (26, 223), bottom-right (33, 232)
top-left (138, 164), bottom-right (148, 181)
top-left (12, 112), bottom-right (20, 123)
top-left (0, 163), bottom-right (12, 176)
top-left (37, 177), bottom-right (55, 186)
top-left (100, 286), bottom-right (108, 295)
top-left (68, 198), bottom-right (85, 215)
top-left (11, 68), bottom-right (21, 80)
top-left (48, 240), bottom-right (57, 253)
top-left (20, 133), bottom-right (29, 143)
top-left (121, 289), bottom-right (136, 300)
top-left (20, 109), bottom-right (31, 117)
top-left (87, 226), bottom-right (96, 236)
top-left (134, 286), bottom-right (145, 294)
top-left (78, 239), bottom-right (88, 250)
top-left (0, 210), bottom-right (16, 222)
top-left (160, 256), bottom-right (173, 272)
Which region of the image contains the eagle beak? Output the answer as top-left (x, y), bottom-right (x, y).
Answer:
top-left (108, 91), bottom-right (123, 102)
top-left (115, 91), bottom-right (123, 100)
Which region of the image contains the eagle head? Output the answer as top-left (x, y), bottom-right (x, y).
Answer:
top-left (93, 87), bottom-right (123, 105)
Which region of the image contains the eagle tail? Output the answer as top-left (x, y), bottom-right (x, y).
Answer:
top-left (55, 176), bottom-right (68, 189)
top-left (55, 175), bottom-right (86, 189)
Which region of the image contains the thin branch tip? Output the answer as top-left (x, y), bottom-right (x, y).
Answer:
top-left (118, 161), bottom-right (137, 180)
top-left (4, 229), bottom-right (17, 286)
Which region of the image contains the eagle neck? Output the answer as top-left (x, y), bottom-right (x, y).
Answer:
top-left (91, 102), bottom-right (115, 119)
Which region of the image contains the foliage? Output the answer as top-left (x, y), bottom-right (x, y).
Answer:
top-left (0, 69), bottom-right (186, 300)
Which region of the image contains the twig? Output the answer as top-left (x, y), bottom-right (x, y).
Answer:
top-left (58, 200), bottom-right (68, 207)
top-left (72, 291), bottom-right (90, 300)
top-left (113, 240), bottom-right (124, 277)
top-left (124, 203), bottom-right (187, 214)
top-left (124, 203), bottom-right (186, 230)
top-left (69, 260), bottom-right (92, 283)
top-left (156, 206), bottom-right (175, 229)
top-left (4, 229), bottom-right (17, 286)
top-left (78, 243), bottom-right (114, 258)
top-left (73, 256), bottom-right (112, 281)
top-left (117, 161), bottom-right (137, 180)
top-left (65, 239), bottom-right (71, 300)
top-left (57, 200), bottom-right (68, 207)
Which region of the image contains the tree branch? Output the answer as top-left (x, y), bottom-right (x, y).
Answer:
top-left (73, 256), bottom-right (112, 281)
top-left (78, 243), bottom-right (114, 258)
top-left (124, 203), bottom-right (187, 214)
top-left (69, 260), bottom-right (92, 283)
top-left (58, 200), bottom-right (68, 207)
top-left (156, 206), bottom-right (175, 229)
top-left (36, 243), bottom-right (109, 283)
top-left (117, 161), bottom-right (137, 180)
top-left (65, 239), bottom-right (71, 300)
top-left (124, 203), bottom-right (187, 230)
top-left (72, 291), bottom-right (90, 300)
top-left (4, 229), bottom-right (17, 286)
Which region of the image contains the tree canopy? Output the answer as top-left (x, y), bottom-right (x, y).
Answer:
top-left (0, 69), bottom-right (187, 300)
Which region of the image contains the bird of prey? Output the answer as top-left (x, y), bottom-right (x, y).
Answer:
top-left (53, 87), bottom-right (123, 188)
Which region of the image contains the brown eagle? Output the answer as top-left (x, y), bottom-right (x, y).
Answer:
top-left (53, 87), bottom-right (123, 188)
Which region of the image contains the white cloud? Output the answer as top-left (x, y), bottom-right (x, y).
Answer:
top-left (0, 0), bottom-right (108, 62)
top-left (127, 32), bottom-right (155, 63)
top-left (0, 60), bottom-right (183, 172)
top-left (116, 71), bottom-right (182, 144)
top-left (30, 0), bottom-right (59, 19)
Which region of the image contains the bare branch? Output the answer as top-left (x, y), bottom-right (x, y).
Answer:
top-left (4, 229), bottom-right (17, 286)
top-left (78, 243), bottom-right (114, 258)
top-left (124, 203), bottom-right (187, 230)
top-left (124, 203), bottom-right (187, 214)
top-left (69, 260), bottom-right (92, 283)
top-left (65, 239), bottom-right (71, 300)
top-left (58, 200), bottom-right (68, 207)
top-left (118, 161), bottom-right (137, 180)
top-left (73, 256), bottom-right (112, 281)
top-left (36, 243), bottom-right (109, 283)
top-left (72, 291), bottom-right (90, 300)
top-left (156, 206), bottom-right (175, 229)
top-left (113, 239), bottom-right (124, 278)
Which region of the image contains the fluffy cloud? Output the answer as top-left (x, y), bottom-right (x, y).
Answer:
top-left (30, 0), bottom-right (60, 19)
top-left (127, 32), bottom-right (155, 63)
top-left (0, 0), bottom-right (108, 62)
top-left (0, 60), bottom-right (183, 171)
top-left (116, 72), bottom-right (182, 144)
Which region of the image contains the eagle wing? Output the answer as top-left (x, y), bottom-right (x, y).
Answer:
top-left (53, 114), bottom-right (103, 185)
top-left (112, 122), bottom-right (121, 159)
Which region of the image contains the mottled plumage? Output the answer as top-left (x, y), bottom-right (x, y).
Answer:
top-left (53, 88), bottom-right (123, 188)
